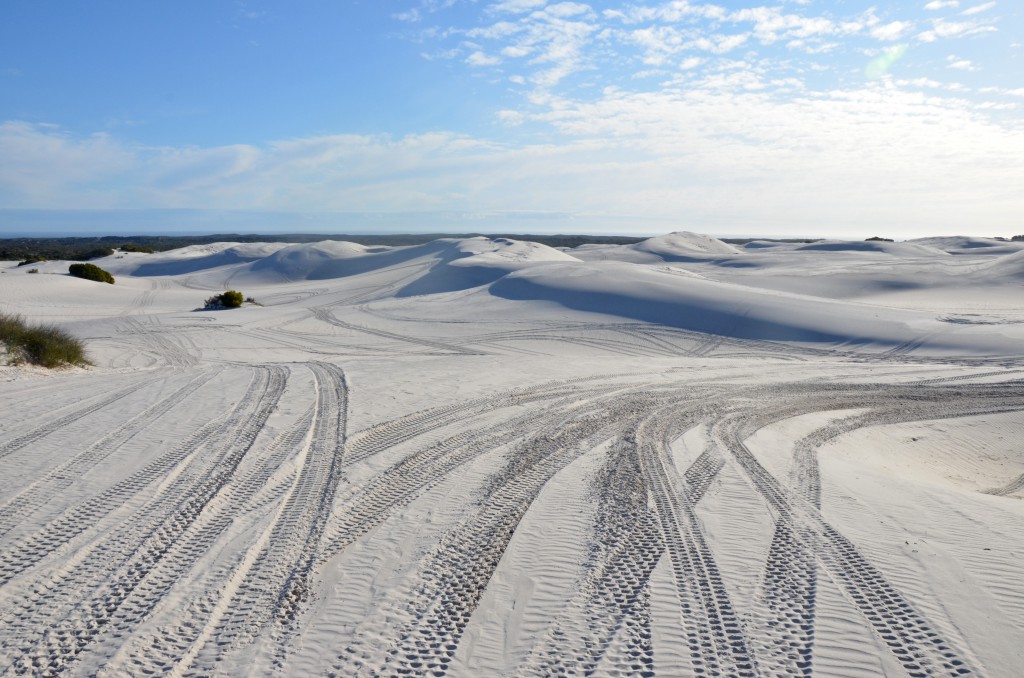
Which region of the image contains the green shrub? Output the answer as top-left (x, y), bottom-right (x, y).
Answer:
top-left (119, 244), bottom-right (155, 253)
top-left (204, 290), bottom-right (244, 309)
top-left (221, 290), bottom-right (244, 308)
top-left (0, 312), bottom-right (89, 368)
top-left (17, 256), bottom-right (46, 267)
top-left (68, 263), bottom-right (115, 284)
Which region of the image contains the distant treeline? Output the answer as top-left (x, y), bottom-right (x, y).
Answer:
top-left (0, 233), bottom-right (834, 263)
top-left (0, 233), bottom-right (650, 262)
top-left (1, 237), bottom-right (159, 263)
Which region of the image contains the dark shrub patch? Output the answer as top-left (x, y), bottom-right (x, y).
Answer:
top-left (71, 247), bottom-right (115, 261)
top-left (204, 290), bottom-right (245, 309)
top-left (119, 244), bottom-right (155, 253)
top-left (69, 263), bottom-right (115, 284)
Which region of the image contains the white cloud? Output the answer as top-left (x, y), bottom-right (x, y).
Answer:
top-left (465, 3), bottom-right (600, 88)
top-left (980, 86), bottom-right (1024, 97)
top-left (489, 0), bottom-right (548, 14)
top-left (871, 21), bottom-right (912, 41)
top-left (607, 2), bottom-right (728, 24)
top-left (0, 122), bottom-right (135, 207)
top-left (439, 1), bottom-right (990, 101)
top-left (544, 2), bottom-right (592, 19)
top-left (394, 9), bottom-right (422, 22)
top-left (924, 0), bottom-right (959, 8)
top-left (502, 44), bottom-right (534, 57)
top-left (510, 86), bottom-right (1024, 231)
top-left (729, 6), bottom-right (839, 44)
top-left (946, 55), bottom-right (977, 70)
top-left (961, 2), bottom-right (996, 16)
top-left (496, 109), bottom-right (526, 125)
top-left (917, 17), bottom-right (998, 42)
top-left (684, 32), bottom-right (749, 54)
top-left (897, 77), bottom-right (946, 89)
top-left (787, 39), bottom-right (840, 54)
top-left (624, 26), bottom-right (686, 66)
top-left (467, 50), bottom-right (502, 66)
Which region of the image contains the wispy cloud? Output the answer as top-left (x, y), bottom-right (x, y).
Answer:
top-left (464, 3), bottom-right (600, 88)
top-left (0, 122), bottom-right (135, 207)
top-left (424, 0), bottom-right (1004, 99)
top-left (871, 21), bottom-right (913, 41)
top-left (917, 16), bottom-right (999, 42)
top-left (947, 54), bottom-right (978, 70)
top-left (467, 50), bottom-right (503, 66)
top-left (961, 2), bottom-right (997, 16)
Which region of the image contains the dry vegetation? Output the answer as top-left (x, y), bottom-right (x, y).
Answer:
top-left (0, 312), bottom-right (89, 368)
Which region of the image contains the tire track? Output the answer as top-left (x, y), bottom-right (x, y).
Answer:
top-left (116, 317), bottom-right (199, 368)
top-left (0, 367), bottom-right (279, 586)
top-left (737, 382), bottom-right (1024, 675)
top-left (982, 472), bottom-right (1024, 497)
top-left (524, 392), bottom-right (728, 676)
top-left (0, 369), bottom-right (220, 537)
top-left (526, 436), bottom-right (663, 677)
top-left (335, 392), bottom-right (655, 677)
top-left (2, 360), bottom-right (1018, 676)
top-left (635, 404), bottom-right (757, 678)
top-left (113, 364), bottom-right (345, 677)
top-left (312, 307), bottom-right (487, 356)
top-left (0, 380), bottom-right (150, 462)
top-left (205, 362), bottom-right (347, 664)
top-left (0, 366), bottom-right (287, 676)
top-left (343, 377), bottom-right (623, 467)
top-left (316, 384), bottom-right (634, 571)
top-left (257, 287), bottom-right (329, 306)
top-left (109, 404), bottom-right (319, 677)
top-left (466, 327), bottom-right (669, 357)
top-left (717, 410), bottom-right (981, 677)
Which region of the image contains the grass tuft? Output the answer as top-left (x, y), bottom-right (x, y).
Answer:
top-left (0, 312), bottom-right (90, 368)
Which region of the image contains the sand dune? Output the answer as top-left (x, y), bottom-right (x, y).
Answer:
top-left (911, 236), bottom-right (1024, 256)
top-left (574, 230), bottom-right (741, 264)
top-left (1, 233), bottom-right (1022, 676)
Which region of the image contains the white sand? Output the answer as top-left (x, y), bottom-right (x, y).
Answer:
top-left (0, 232), bottom-right (1022, 676)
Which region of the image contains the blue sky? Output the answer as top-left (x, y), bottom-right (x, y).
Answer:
top-left (1, 0), bottom-right (1021, 238)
